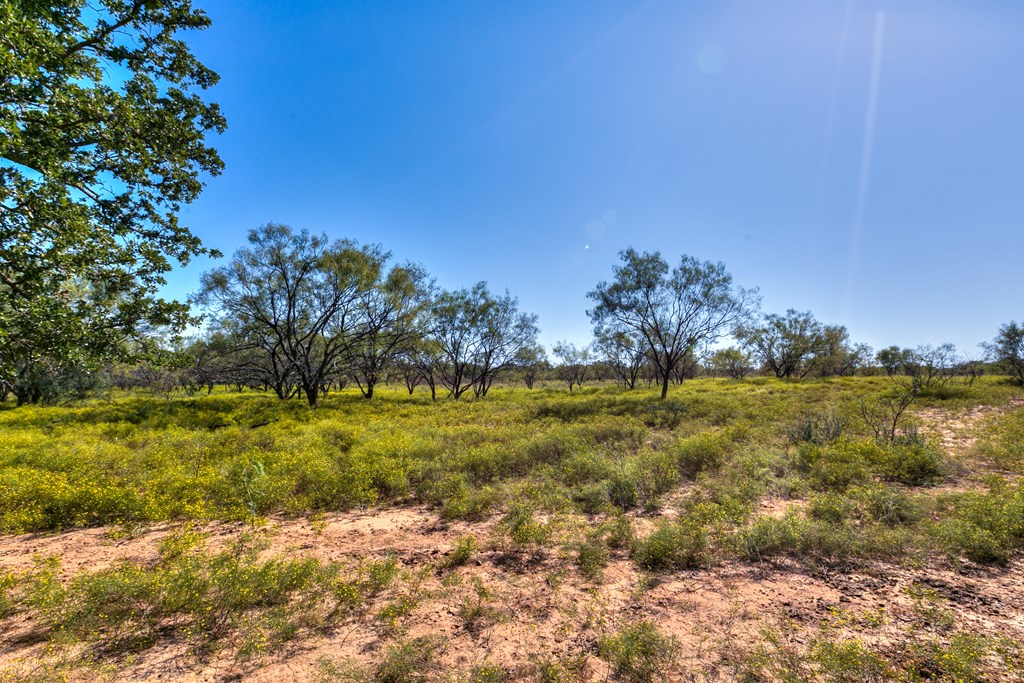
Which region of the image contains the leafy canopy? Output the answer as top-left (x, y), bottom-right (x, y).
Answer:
top-left (0, 0), bottom-right (225, 400)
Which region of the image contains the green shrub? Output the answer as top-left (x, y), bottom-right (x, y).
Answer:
top-left (935, 518), bottom-right (1008, 565)
top-left (733, 514), bottom-right (807, 562)
top-left (868, 442), bottom-right (946, 486)
top-left (603, 514), bottom-right (636, 551)
top-left (670, 431), bottom-right (729, 479)
top-left (808, 492), bottom-right (859, 524)
top-left (536, 656), bottom-right (587, 683)
top-left (933, 483), bottom-right (1024, 565)
top-left (465, 664), bottom-right (509, 683)
top-left (633, 449), bottom-right (680, 506)
top-left (575, 536), bottom-right (610, 581)
top-left (632, 505), bottom-right (725, 570)
top-left (499, 503), bottom-right (552, 548)
top-left (0, 571), bottom-right (17, 619)
top-left (607, 472), bottom-right (639, 511)
top-left (374, 637), bottom-right (440, 683)
top-left (15, 530), bottom-right (373, 656)
top-left (796, 441), bottom-right (872, 490)
top-left (856, 484), bottom-right (920, 525)
top-left (787, 410), bottom-right (844, 445)
top-left (973, 408), bottom-right (1024, 472)
top-left (597, 621), bottom-right (679, 683)
top-left (443, 535), bottom-right (477, 569)
top-left (572, 482), bottom-right (611, 514)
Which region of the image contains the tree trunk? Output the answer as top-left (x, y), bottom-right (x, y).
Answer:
top-left (304, 384), bottom-right (320, 408)
top-left (660, 374), bottom-right (670, 400)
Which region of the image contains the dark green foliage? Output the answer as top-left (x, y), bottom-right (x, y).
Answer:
top-left (986, 321), bottom-right (1024, 385)
top-left (1, 0), bottom-right (226, 404)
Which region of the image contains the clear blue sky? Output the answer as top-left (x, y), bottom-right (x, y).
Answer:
top-left (168, 0), bottom-right (1023, 355)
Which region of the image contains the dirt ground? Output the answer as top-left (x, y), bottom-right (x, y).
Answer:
top-left (2, 503), bottom-right (1023, 681)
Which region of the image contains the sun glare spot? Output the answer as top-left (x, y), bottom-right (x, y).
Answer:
top-left (697, 43), bottom-right (729, 75)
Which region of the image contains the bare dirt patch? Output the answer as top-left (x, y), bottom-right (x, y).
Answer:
top-left (2, 505), bottom-right (1023, 681)
top-left (915, 396), bottom-right (1024, 458)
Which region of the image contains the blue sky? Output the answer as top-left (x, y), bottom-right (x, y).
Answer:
top-left (169, 0), bottom-right (1024, 356)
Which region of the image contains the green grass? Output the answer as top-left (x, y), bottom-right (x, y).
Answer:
top-left (0, 376), bottom-right (1021, 572)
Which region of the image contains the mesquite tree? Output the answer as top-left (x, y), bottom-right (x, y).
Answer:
top-left (196, 224), bottom-right (383, 408)
top-left (587, 249), bottom-right (755, 399)
top-left (427, 282), bottom-right (540, 399)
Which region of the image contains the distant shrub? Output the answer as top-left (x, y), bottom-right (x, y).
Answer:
top-left (868, 442), bottom-right (946, 486)
top-left (669, 431), bottom-right (730, 479)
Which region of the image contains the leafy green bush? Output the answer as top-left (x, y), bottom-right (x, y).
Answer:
top-left (796, 441), bottom-right (872, 490)
top-left (868, 442), bottom-right (946, 486)
top-left (732, 514), bottom-right (808, 562)
top-left (937, 481), bottom-right (1024, 564)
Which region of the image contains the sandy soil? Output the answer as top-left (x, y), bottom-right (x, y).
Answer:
top-left (2, 503), bottom-right (1023, 682)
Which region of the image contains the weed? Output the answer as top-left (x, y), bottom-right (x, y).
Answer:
top-left (575, 535), bottom-right (610, 582)
top-left (442, 535), bottom-right (477, 569)
top-left (374, 637), bottom-right (441, 683)
top-left (597, 621), bottom-right (679, 683)
top-left (632, 504), bottom-right (726, 570)
top-left (787, 410), bottom-right (844, 445)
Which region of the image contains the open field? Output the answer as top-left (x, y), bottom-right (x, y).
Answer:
top-left (2, 377), bottom-right (1024, 682)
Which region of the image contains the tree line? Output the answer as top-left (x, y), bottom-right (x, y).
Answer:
top-left (8, 225), bottom-right (1018, 407)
